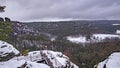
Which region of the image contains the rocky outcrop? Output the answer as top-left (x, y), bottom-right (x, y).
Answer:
top-left (0, 17), bottom-right (11, 22)
top-left (0, 40), bottom-right (20, 61)
top-left (96, 52), bottom-right (120, 68)
top-left (0, 41), bottom-right (79, 68)
top-left (0, 17), bottom-right (4, 22)
top-left (5, 17), bottom-right (11, 22)
top-left (12, 21), bottom-right (35, 36)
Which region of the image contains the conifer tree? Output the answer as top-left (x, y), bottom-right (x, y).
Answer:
top-left (0, 5), bottom-right (6, 12)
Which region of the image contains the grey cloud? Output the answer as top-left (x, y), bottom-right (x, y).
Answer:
top-left (0, 0), bottom-right (120, 21)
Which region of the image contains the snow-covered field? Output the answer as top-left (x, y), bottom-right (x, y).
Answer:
top-left (116, 30), bottom-right (120, 34)
top-left (67, 34), bottom-right (120, 44)
top-left (0, 40), bottom-right (78, 68)
top-left (97, 52), bottom-right (120, 68)
top-left (112, 24), bottom-right (120, 26)
top-left (67, 36), bottom-right (88, 43)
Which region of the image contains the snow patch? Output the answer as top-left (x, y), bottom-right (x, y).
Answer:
top-left (0, 40), bottom-right (19, 57)
top-left (0, 59), bottom-right (50, 68)
top-left (67, 36), bottom-right (88, 43)
top-left (112, 24), bottom-right (120, 26)
top-left (27, 50), bottom-right (78, 68)
top-left (0, 41), bottom-right (78, 68)
top-left (116, 30), bottom-right (120, 34)
top-left (67, 34), bottom-right (120, 44)
top-left (98, 52), bottom-right (120, 68)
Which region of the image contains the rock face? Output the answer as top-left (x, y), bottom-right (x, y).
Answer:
top-left (0, 40), bottom-right (20, 61)
top-left (5, 17), bottom-right (11, 22)
top-left (24, 50), bottom-right (79, 68)
top-left (12, 21), bottom-right (35, 36)
top-left (0, 17), bottom-right (11, 22)
top-left (0, 17), bottom-right (4, 22)
top-left (0, 59), bottom-right (50, 68)
top-left (0, 40), bottom-right (50, 68)
top-left (0, 41), bottom-right (79, 68)
top-left (97, 52), bottom-right (120, 68)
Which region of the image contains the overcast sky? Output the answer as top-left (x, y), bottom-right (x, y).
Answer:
top-left (0, 0), bottom-right (120, 21)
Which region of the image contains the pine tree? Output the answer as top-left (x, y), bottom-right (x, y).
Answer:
top-left (0, 5), bottom-right (6, 12)
top-left (0, 5), bottom-right (12, 41)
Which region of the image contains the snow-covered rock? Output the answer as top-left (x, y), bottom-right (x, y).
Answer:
top-left (116, 30), bottom-right (120, 34)
top-left (0, 40), bottom-right (19, 61)
top-left (97, 52), bottom-right (120, 68)
top-left (0, 41), bottom-right (78, 68)
top-left (0, 58), bottom-right (50, 68)
top-left (0, 50), bottom-right (78, 68)
top-left (14, 50), bottom-right (78, 68)
top-left (67, 34), bottom-right (120, 44)
top-left (41, 50), bottom-right (78, 68)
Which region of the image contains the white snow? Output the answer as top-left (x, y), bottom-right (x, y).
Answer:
top-left (0, 40), bottom-right (19, 57)
top-left (0, 41), bottom-right (78, 68)
top-left (116, 30), bottom-right (120, 34)
top-left (93, 34), bottom-right (120, 40)
top-left (112, 24), bottom-right (120, 26)
top-left (43, 50), bottom-right (68, 67)
top-left (98, 52), bottom-right (120, 68)
top-left (26, 50), bottom-right (78, 68)
top-left (0, 50), bottom-right (78, 68)
top-left (50, 37), bottom-right (56, 41)
top-left (0, 58), bottom-right (50, 68)
top-left (67, 36), bottom-right (88, 43)
top-left (26, 61), bottom-right (50, 68)
top-left (67, 34), bottom-right (120, 44)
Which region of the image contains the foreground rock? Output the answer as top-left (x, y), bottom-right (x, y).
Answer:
top-left (0, 40), bottom-right (19, 61)
top-left (22, 50), bottom-right (79, 68)
top-left (0, 59), bottom-right (50, 68)
top-left (0, 40), bottom-right (78, 68)
top-left (97, 52), bottom-right (120, 68)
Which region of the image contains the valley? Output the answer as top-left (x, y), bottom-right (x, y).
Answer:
top-left (0, 19), bottom-right (120, 68)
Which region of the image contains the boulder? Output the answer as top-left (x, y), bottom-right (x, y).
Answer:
top-left (5, 17), bottom-right (11, 22)
top-left (0, 17), bottom-right (4, 22)
top-left (0, 40), bottom-right (20, 61)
